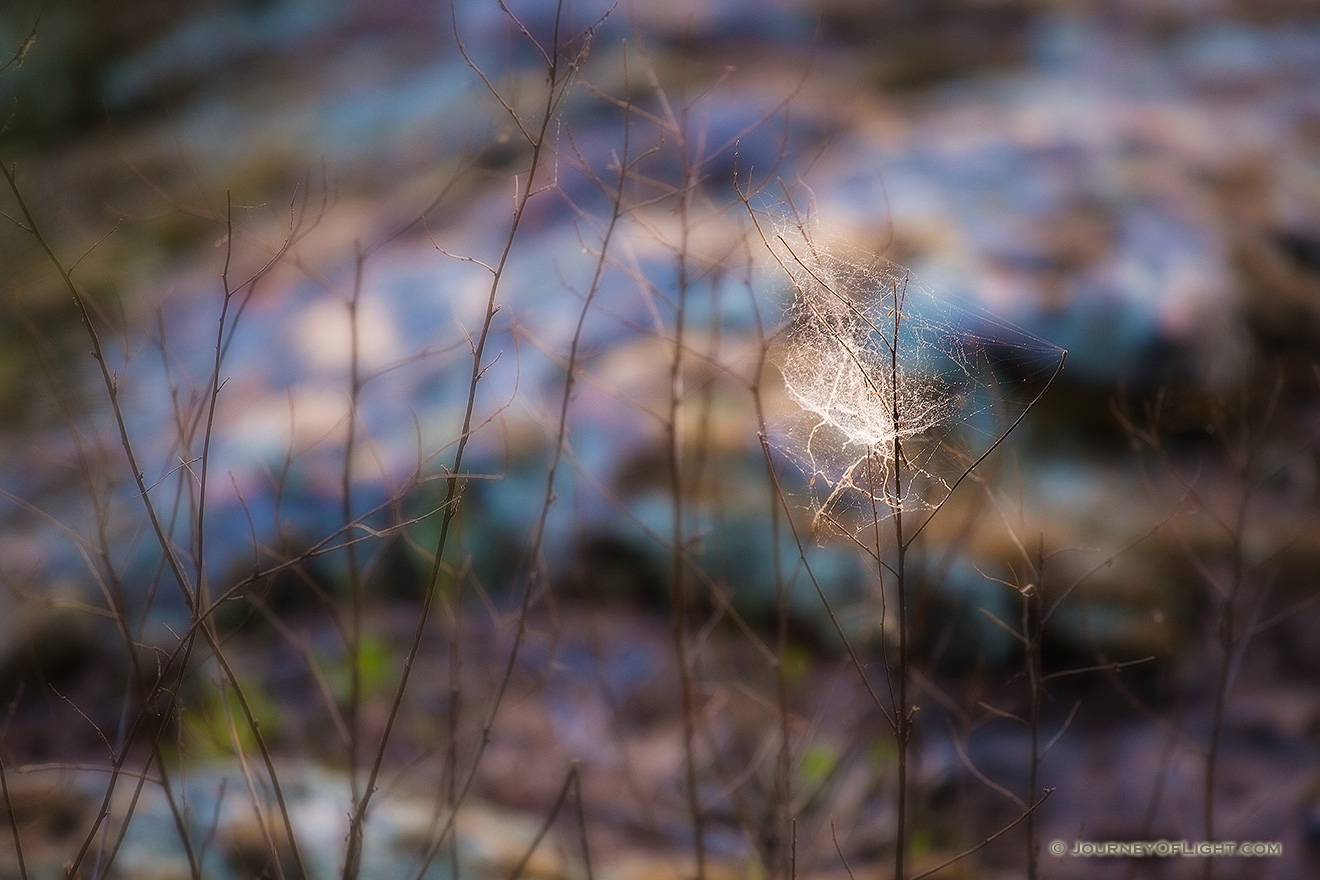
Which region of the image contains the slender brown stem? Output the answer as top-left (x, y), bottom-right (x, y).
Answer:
top-left (1024, 538), bottom-right (1046, 880)
top-left (0, 755), bottom-right (29, 880)
top-left (909, 789), bottom-right (1055, 880)
top-left (341, 243), bottom-right (368, 880)
top-left (4, 160), bottom-right (311, 880)
top-left (666, 137), bottom-right (709, 880)
top-left (889, 282), bottom-right (909, 880)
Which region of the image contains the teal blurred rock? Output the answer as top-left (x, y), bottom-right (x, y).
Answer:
top-left (562, 434), bottom-right (881, 651)
top-left (0, 763), bottom-right (564, 880)
top-left (910, 553), bottom-right (1021, 672)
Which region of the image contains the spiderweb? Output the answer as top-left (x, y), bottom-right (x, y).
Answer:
top-left (767, 221), bottom-right (1065, 535)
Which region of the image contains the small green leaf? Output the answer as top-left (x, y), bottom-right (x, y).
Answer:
top-left (800, 743), bottom-right (838, 786)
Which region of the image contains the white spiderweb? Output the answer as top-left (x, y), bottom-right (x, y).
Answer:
top-left (768, 223), bottom-right (1064, 535)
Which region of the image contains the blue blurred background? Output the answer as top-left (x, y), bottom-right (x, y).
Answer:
top-left (2, 0), bottom-right (1320, 877)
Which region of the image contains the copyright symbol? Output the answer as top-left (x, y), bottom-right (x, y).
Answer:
top-left (1049, 840), bottom-right (1067, 856)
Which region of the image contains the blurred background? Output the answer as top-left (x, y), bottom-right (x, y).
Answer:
top-left (2, 0), bottom-right (1319, 878)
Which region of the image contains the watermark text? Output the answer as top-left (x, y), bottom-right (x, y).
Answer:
top-left (1048, 839), bottom-right (1282, 858)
